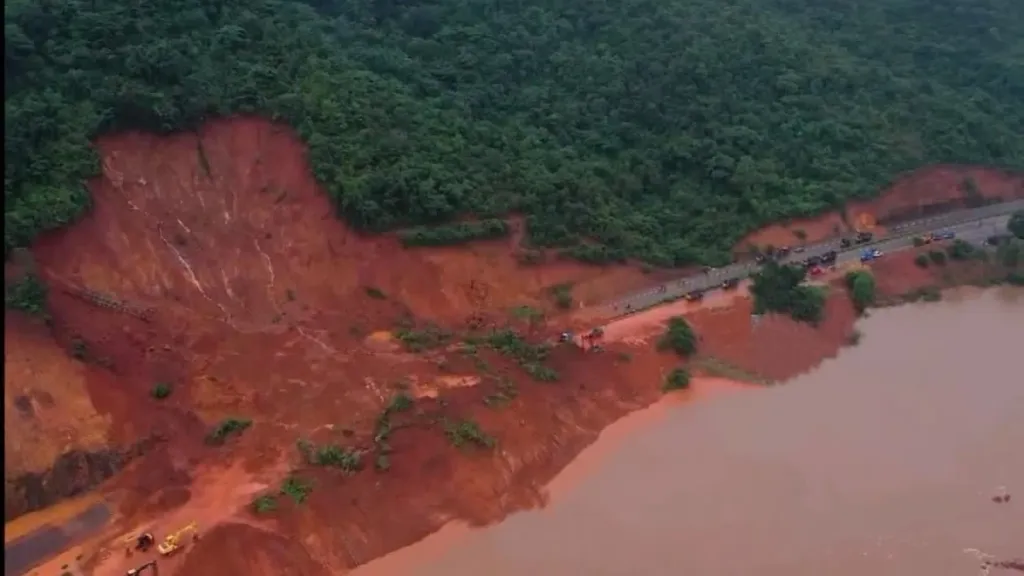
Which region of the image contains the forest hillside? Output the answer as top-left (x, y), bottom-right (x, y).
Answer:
top-left (5, 0), bottom-right (1023, 265)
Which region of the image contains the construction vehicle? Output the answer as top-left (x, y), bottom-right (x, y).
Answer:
top-left (123, 532), bottom-right (155, 557)
top-left (157, 522), bottom-right (198, 556)
top-left (127, 561), bottom-right (158, 576)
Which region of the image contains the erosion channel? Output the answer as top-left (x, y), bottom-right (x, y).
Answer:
top-left (359, 288), bottom-right (1024, 576)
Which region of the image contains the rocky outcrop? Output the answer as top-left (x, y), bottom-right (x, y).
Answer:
top-left (4, 437), bottom-right (160, 521)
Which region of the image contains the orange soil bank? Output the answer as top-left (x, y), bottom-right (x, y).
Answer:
top-left (5, 116), bottom-right (1023, 575)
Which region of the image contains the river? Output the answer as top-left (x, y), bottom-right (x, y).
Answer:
top-left (356, 288), bottom-right (1024, 576)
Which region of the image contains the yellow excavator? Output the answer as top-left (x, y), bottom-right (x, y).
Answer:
top-left (157, 522), bottom-right (199, 556)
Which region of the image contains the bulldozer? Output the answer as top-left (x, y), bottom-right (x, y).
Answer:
top-left (126, 560), bottom-right (158, 576)
top-left (157, 522), bottom-right (199, 557)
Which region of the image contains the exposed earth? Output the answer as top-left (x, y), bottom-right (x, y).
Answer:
top-left (5, 117), bottom-right (1024, 576)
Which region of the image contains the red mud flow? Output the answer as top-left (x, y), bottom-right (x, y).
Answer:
top-left (6, 114), bottom-right (1023, 575)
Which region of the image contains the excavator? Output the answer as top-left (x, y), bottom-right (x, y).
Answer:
top-left (126, 560), bottom-right (158, 576)
top-left (157, 522), bottom-right (199, 557)
top-left (124, 532), bottom-right (155, 557)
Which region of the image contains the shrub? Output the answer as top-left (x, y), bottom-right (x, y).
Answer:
top-left (205, 418), bottom-right (252, 445)
top-left (997, 241), bottom-right (1021, 267)
top-left (658, 316), bottom-right (697, 357)
top-left (947, 239), bottom-right (975, 261)
top-left (444, 419), bottom-right (496, 449)
top-left (4, 273), bottom-right (48, 316)
top-left (912, 236), bottom-right (927, 248)
top-left (550, 283), bottom-right (573, 309)
top-left (251, 495), bottom-right (277, 514)
top-left (386, 392), bottom-right (414, 414)
top-left (662, 368), bottom-right (691, 391)
top-left (280, 476), bottom-right (312, 504)
top-left (1007, 272), bottom-right (1024, 286)
top-left (928, 250), bottom-right (947, 265)
top-left (397, 220), bottom-right (510, 247)
top-left (365, 286), bottom-right (387, 299)
top-left (151, 382), bottom-right (172, 400)
top-left (749, 261), bottom-right (825, 324)
top-left (844, 270), bottom-right (876, 314)
top-left (310, 445), bottom-right (362, 472)
top-left (395, 323), bottom-right (453, 352)
top-left (914, 254), bottom-right (930, 268)
top-left (1009, 211), bottom-right (1024, 240)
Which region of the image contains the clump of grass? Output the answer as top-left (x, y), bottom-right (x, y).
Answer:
top-left (510, 305), bottom-right (544, 324)
top-left (365, 286), bottom-right (387, 299)
top-left (151, 382), bottom-right (172, 399)
top-left (662, 367), bottom-right (691, 392)
top-left (251, 494), bottom-right (277, 514)
top-left (549, 283), bottom-right (574, 309)
top-left (846, 329), bottom-right (862, 346)
top-left (914, 254), bottom-right (929, 268)
top-left (690, 356), bottom-right (769, 385)
top-left (481, 328), bottom-right (559, 381)
top-left (314, 445), bottom-right (362, 472)
top-left (483, 377), bottom-right (519, 408)
top-left (395, 322), bottom-right (453, 352)
top-left (386, 391), bottom-right (414, 414)
top-left (375, 453), bottom-right (391, 472)
top-left (444, 418), bottom-right (496, 449)
top-left (928, 250), bottom-right (947, 265)
top-left (205, 417), bottom-right (252, 445)
top-left (4, 273), bottom-right (48, 316)
top-left (280, 475), bottom-right (312, 504)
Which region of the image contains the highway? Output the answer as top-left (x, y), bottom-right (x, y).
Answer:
top-left (610, 199), bottom-right (1024, 315)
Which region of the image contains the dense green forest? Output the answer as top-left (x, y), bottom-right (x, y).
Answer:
top-left (5, 0), bottom-right (1023, 264)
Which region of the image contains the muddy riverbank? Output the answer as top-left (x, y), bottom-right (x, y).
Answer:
top-left (356, 288), bottom-right (1024, 576)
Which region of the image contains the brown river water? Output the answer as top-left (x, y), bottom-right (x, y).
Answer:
top-left (357, 288), bottom-right (1024, 576)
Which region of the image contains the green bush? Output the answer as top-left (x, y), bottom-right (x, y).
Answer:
top-left (309, 445), bottom-right (362, 473)
top-left (397, 220), bottom-right (510, 247)
top-left (550, 284), bottom-right (574, 310)
top-left (1007, 272), bottom-right (1024, 286)
top-left (1009, 211), bottom-right (1024, 240)
top-left (4, 274), bottom-right (48, 316)
top-left (749, 262), bottom-right (826, 324)
top-left (444, 419), bottom-right (496, 449)
top-left (251, 495), bottom-right (277, 514)
top-left (928, 250), bottom-right (947, 265)
top-left (658, 316), bottom-right (698, 357)
top-left (663, 368), bottom-right (691, 391)
top-left (946, 239), bottom-right (975, 261)
top-left (205, 418), bottom-right (252, 445)
top-left (365, 287), bottom-right (387, 300)
top-left (395, 323), bottom-right (453, 352)
top-left (280, 476), bottom-right (313, 504)
top-left (151, 382), bottom-right (172, 400)
top-left (914, 254), bottom-right (930, 268)
top-left (997, 241), bottom-right (1021, 268)
top-left (844, 270), bottom-right (876, 314)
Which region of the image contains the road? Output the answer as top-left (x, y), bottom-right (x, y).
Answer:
top-left (610, 199), bottom-right (1024, 315)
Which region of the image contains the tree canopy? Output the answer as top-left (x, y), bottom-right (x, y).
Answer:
top-left (6, 0), bottom-right (1023, 262)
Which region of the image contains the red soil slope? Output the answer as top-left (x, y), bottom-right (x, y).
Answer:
top-left (736, 165), bottom-right (1023, 254)
top-left (8, 116), bottom-right (1023, 575)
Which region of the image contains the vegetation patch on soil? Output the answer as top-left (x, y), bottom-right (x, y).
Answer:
top-left (750, 261), bottom-right (826, 324)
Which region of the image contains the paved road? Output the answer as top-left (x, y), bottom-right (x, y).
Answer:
top-left (610, 199), bottom-right (1024, 315)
